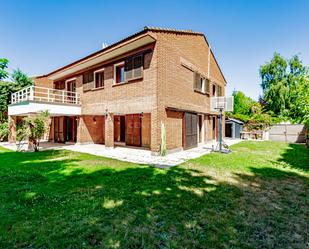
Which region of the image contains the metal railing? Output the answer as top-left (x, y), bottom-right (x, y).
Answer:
top-left (11, 86), bottom-right (81, 105)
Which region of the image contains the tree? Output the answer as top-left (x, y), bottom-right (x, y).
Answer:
top-left (11, 68), bottom-right (33, 88)
top-left (17, 111), bottom-right (49, 152)
top-left (0, 58), bottom-right (9, 80)
top-left (259, 53), bottom-right (308, 122)
top-left (0, 121), bottom-right (9, 141)
top-left (0, 65), bottom-right (33, 122)
top-left (227, 90), bottom-right (277, 131)
top-left (0, 81), bottom-right (15, 122)
top-left (232, 91), bottom-right (255, 116)
top-left (260, 53), bottom-right (289, 116)
top-left (289, 75), bottom-right (309, 123)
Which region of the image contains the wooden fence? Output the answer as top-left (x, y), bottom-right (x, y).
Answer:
top-left (268, 124), bottom-right (306, 143)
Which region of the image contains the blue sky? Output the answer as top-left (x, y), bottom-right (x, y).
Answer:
top-left (1, 0), bottom-right (308, 99)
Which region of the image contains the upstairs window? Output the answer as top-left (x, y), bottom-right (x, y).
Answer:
top-left (54, 81), bottom-right (65, 90)
top-left (205, 79), bottom-right (210, 94)
top-left (83, 71), bottom-right (94, 84)
top-left (194, 72), bottom-right (205, 93)
top-left (217, 85), bottom-right (223, 96)
top-left (212, 84), bottom-right (223, 96)
top-left (115, 63), bottom-right (125, 84)
top-left (114, 54), bottom-right (143, 84)
top-left (212, 84), bottom-right (217, 96)
top-left (94, 70), bottom-right (104, 88)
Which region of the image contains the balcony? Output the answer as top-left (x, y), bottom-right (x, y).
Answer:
top-left (11, 86), bottom-right (81, 105)
top-left (9, 86), bottom-right (81, 116)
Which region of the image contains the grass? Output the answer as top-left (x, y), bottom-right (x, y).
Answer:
top-left (0, 141), bottom-right (308, 248)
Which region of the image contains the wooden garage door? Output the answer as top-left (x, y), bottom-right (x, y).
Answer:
top-left (125, 114), bottom-right (141, 146)
top-left (184, 113), bottom-right (198, 149)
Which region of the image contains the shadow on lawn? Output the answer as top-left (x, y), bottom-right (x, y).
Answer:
top-left (276, 143), bottom-right (309, 173)
top-left (0, 149), bottom-right (308, 248)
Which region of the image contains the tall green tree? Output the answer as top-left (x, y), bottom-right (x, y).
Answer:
top-left (11, 68), bottom-right (33, 88)
top-left (289, 75), bottom-right (309, 123)
top-left (260, 53), bottom-right (289, 116)
top-left (0, 61), bottom-right (33, 122)
top-left (232, 91), bottom-right (255, 116)
top-left (260, 53), bottom-right (308, 122)
top-left (0, 58), bottom-right (9, 80)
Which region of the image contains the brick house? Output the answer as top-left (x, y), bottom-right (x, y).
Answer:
top-left (8, 27), bottom-right (226, 154)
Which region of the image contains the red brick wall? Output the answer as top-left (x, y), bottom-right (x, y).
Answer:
top-left (33, 76), bottom-right (53, 88)
top-left (152, 31), bottom-right (226, 150)
top-left (165, 110), bottom-right (183, 150)
top-left (77, 115), bottom-right (105, 144)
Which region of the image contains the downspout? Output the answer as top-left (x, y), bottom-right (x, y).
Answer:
top-left (208, 45), bottom-right (211, 79)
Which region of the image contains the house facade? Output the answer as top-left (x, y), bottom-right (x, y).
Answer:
top-left (8, 27), bottom-right (226, 153)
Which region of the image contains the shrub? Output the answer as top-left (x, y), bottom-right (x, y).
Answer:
top-left (17, 111), bottom-right (49, 152)
top-left (0, 121), bottom-right (9, 141)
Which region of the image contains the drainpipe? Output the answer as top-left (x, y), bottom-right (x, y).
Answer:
top-left (208, 45), bottom-right (211, 78)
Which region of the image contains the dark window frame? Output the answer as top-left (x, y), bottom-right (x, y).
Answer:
top-left (115, 62), bottom-right (125, 84)
top-left (94, 69), bottom-right (104, 88)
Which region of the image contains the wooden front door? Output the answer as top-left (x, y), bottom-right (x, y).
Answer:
top-left (54, 117), bottom-right (65, 143)
top-left (184, 113), bottom-right (198, 149)
top-left (125, 114), bottom-right (141, 147)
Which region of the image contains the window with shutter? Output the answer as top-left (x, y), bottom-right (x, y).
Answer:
top-left (194, 72), bottom-right (200, 90)
top-left (115, 63), bottom-right (125, 84)
top-left (205, 79), bottom-right (210, 93)
top-left (218, 85), bottom-right (223, 96)
top-left (95, 70), bottom-right (104, 88)
top-left (124, 57), bottom-right (133, 81)
top-left (133, 55), bottom-right (143, 78)
top-left (83, 71), bottom-right (94, 84)
top-left (114, 53), bottom-right (144, 84)
top-left (212, 84), bottom-right (217, 96)
top-left (193, 72), bottom-right (206, 93)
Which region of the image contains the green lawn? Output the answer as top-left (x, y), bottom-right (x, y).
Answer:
top-left (0, 141), bottom-right (308, 248)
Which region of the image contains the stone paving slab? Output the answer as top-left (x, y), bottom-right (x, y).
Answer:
top-left (0, 139), bottom-right (242, 167)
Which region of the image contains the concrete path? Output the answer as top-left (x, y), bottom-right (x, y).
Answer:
top-left (0, 139), bottom-right (241, 167)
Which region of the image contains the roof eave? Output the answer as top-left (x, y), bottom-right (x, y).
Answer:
top-left (48, 33), bottom-right (156, 81)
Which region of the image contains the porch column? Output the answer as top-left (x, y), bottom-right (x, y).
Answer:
top-left (105, 113), bottom-right (114, 148)
top-left (76, 116), bottom-right (83, 143)
top-left (150, 108), bottom-right (160, 154)
top-left (201, 115), bottom-right (205, 144)
top-left (8, 116), bottom-right (16, 143)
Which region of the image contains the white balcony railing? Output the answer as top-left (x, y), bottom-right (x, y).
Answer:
top-left (11, 86), bottom-right (81, 105)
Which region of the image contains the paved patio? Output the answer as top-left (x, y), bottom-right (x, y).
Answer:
top-left (0, 139), bottom-right (241, 167)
